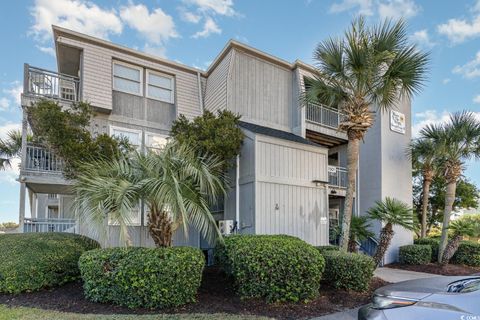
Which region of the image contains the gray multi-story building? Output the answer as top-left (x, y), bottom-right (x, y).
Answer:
top-left (18, 26), bottom-right (412, 263)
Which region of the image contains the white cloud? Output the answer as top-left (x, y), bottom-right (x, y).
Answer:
top-left (412, 110), bottom-right (480, 138)
top-left (474, 95), bottom-right (480, 104)
top-left (183, 0), bottom-right (236, 16)
top-left (329, 0), bottom-right (374, 16)
top-left (30, 0), bottom-right (122, 42)
top-left (36, 45), bottom-right (56, 57)
top-left (409, 29), bottom-right (435, 48)
top-left (180, 10), bottom-right (202, 23)
top-left (0, 98), bottom-right (9, 111)
top-left (437, 16), bottom-right (480, 44)
top-left (453, 51), bottom-right (480, 79)
top-left (378, 0), bottom-right (420, 20)
top-left (442, 78), bottom-right (451, 84)
top-left (192, 17), bottom-right (221, 38)
top-left (0, 123), bottom-right (21, 140)
top-left (142, 44), bottom-right (167, 58)
top-left (120, 4), bottom-right (178, 45)
top-left (4, 83), bottom-right (22, 106)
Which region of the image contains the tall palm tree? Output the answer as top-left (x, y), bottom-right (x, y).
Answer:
top-left (348, 215), bottom-right (374, 253)
top-left (73, 141), bottom-right (226, 247)
top-left (0, 130), bottom-right (23, 170)
top-left (409, 138), bottom-right (437, 238)
top-left (367, 197), bottom-right (415, 267)
top-left (420, 111), bottom-right (480, 263)
top-left (304, 17), bottom-right (429, 250)
top-left (441, 219), bottom-right (477, 265)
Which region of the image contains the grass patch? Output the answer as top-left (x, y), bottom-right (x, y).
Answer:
top-left (0, 305), bottom-right (270, 320)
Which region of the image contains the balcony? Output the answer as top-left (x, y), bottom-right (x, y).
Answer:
top-left (305, 103), bottom-right (348, 146)
top-left (23, 64), bottom-right (80, 104)
top-left (328, 165), bottom-right (347, 188)
top-left (306, 103), bottom-right (345, 129)
top-left (23, 218), bottom-right (76, 233)
top-left (24, 144), bottom-right (64, 173)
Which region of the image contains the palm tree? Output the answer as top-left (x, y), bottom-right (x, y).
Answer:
top-left (304, 17), bottom-right (429, 250)
top-left (367, 197), bottom-right (415, 267)
top-left (409, 138), bottom-right (438, 238)
top-left (441, 219), bottom-right (477, 265)
top-left (348, 215), bottom-right (374, 253)
top-left (0, 130), bottom-right (23, 170)
top-left (73, 140), bottom-right (226, 247)
top-left (420, 111), bottom-right (480, 263)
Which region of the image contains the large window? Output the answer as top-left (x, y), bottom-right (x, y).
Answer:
top-left (145, 133), bottom-right (169, 153)
top-left (113, 62), bottom-right (143, 95)
top-left (110, 126), bottom-right (142, 150)
top-left (147, 70), bottom-right (174, 103)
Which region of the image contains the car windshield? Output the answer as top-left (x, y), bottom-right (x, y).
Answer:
top-left (460, 280), bottom-right (480, 293)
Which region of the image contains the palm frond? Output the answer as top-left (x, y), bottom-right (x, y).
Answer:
top-left (367, 197), bottom-right (415, 231)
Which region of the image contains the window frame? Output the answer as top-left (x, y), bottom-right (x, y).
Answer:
top-left (146, 70), bottom-right (175, 104)
top-left (145, 132), bottom-right (169, 152)
top-left (109, 125), bottom-right (142, 151)
top-left (112, 61), bottom-right (144, 96)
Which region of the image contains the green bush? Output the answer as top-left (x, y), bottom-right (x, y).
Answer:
top-left (414, 238), bottom-right (440, 262)
top-left (452, 241), bottom-right (480, 267)
top-left (0, 233), bottom-right (99, 294)
top-left (321, 250), bottom-right (375, 292)
top-left (216, 235), bottom-right (325, 303)
top-left (79, 247), bottom-right (205, 309)
top-left (316, 245), bottom-right (340, 255)
top-left (399, 245), bottom-right (432, 265)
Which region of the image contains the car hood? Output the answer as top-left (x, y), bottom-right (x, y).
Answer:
top-left (375, 276), bottom-right (475, 300)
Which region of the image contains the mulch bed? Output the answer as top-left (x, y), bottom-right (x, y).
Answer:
top-left (386, 263), bottom-right (480, 276)
top-left (0, 267), bottom-right (387, 320)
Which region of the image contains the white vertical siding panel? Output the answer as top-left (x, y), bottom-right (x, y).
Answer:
top-left (204, 50), bottom-right (232, 113)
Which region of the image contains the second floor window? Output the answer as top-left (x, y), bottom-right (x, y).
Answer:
top-left (113, 62), bottom-right (143, 95)
top-left (147, 71), bottom-right (174, 103)
top-left (110, 126), bottom-right (142, 150)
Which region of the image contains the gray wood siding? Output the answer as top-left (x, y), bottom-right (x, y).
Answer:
top-left (57, 37), bottom-right (203, 119)
top-left (227, 50), bottom-right (293, 131)
top-left (204, 50), bottom-right (232, 113)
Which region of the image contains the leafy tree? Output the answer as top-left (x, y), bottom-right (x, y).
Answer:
top-left (73, 141), bottom-right (226, 247)
top-left (457, 214), bottom-right (480, 238)
top-left (367, 197), bottom-right (415, 267)
top-left (420, 111), bottom-right (480, 263)
top-left (441, 219), bottom-right (477, 265)
top-left (305, 17), bottom-right (429, 250)
top-left (348, 215), bottom-right (375, 253)
top-left (27, 100), bottom-right (130, 178)
top-left (171, 110), bottom-right (244, 169)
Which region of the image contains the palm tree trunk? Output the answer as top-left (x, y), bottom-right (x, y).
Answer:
top-left (441, 234), bottom-right (462, 265)
top-left (438, 181), bottom-right (457, 263)
top-left (348, 238), bottom-right (358, 253)
top-left (339, 138), bottom-right (360, 251)
top-left (148, 206), bottom-right (173, 247)
top-left (420, 175), bottom-right (432, 238)
top-left (373, 223), bottom-right (394, 267)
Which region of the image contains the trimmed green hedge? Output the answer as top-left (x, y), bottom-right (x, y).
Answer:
top-left (0, 233), bottom-right (99, 294)
top-left (452, 241), bottom-right (480, 267)
top-left (316, 245), bottom-right (340, 255)
top-left (320, 250), bottom-right (375, 292)
top-left (79, 247), bottom-right (205, 309)
top-left (399, 245), bottom-right (431, 265)
top-left (216, 235), bottom-right (325, 303)
top-left (414, 238), bottom-right (440, 262)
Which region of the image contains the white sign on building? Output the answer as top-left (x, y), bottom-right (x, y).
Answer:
top-left (390, 110), bottom-right (406, 134)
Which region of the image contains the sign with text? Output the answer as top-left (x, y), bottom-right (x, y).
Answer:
top-left (390, 110), bottom-right (406, 134)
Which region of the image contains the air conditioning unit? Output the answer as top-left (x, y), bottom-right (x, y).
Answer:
top-left (219, 220), bottom-right (234, 236)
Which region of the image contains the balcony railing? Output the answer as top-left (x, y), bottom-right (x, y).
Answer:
top-left (24, 144), bottom-right (64, 173)
top-left (24, 64), bottom-right (80, 102)
top-left (306, 103), bottom-right (345, 129)
top-left (23, 218), bottom-right (76, 233)
top-left (328, 165), bottom-right (347, 188)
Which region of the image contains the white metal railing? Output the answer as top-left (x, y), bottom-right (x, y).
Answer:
top-left (306, 103), bottom-right (345, 129)
top-left (23, 218), bottom-right (76, 233)
top-left (25, 64), bottom-right (80, 102)
top-left (25, 144), bottom-right (64, 173)
top-left (328, 165), bottom-right (347, 188)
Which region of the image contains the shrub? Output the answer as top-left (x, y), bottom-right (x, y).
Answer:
top-left (414, 238), bottom-right (440, 262)
top-left (216, 235), bottom-right (325, 303)
top-left (79, 247), bottom-right (205, 309)
top-left (0, 233), bottom-right (99, 294)
top-left (399, 245), bottom-right (432, 265)
top-left (316, 245), bottom-right (340, 254)
top-left (452, 241), bottom-right (480, 267)
top-left (321, 250), bottom-right (375, 292)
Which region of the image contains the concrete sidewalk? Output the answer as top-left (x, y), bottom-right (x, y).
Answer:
top-left (311, 267), bottom-right (442, 319)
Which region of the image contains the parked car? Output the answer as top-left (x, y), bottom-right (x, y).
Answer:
top-left (359, 276), bottom-right (480, 320)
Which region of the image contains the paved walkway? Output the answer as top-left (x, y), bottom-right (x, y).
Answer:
top-left (311, 267), bottom-right (442, 320)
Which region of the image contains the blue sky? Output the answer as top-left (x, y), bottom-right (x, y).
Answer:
top-left (1, 0), bottom-right (480, 222)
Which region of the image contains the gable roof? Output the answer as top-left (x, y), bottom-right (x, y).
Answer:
top-left (239, 121), bottom-right (318, 147)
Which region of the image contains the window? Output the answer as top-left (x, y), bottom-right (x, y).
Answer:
top-left (47, 206), bottom-right (59, 219)
top-left (145, 133), bottom-right (169, 153)
top-left (147, 70), bottom-right (174, 103)
top-left (113, 62), bottom-right (143, 95)
top-left (110, 126), bottom-right (142, 150)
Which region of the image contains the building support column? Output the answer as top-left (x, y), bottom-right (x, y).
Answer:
top-left (18, 182), bottom-right (26, 232)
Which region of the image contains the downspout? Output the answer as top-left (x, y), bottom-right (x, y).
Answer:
top-left (196, 72), bottom-right (204, 114)
top-left (235, 155), bottom-right (240, 233)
